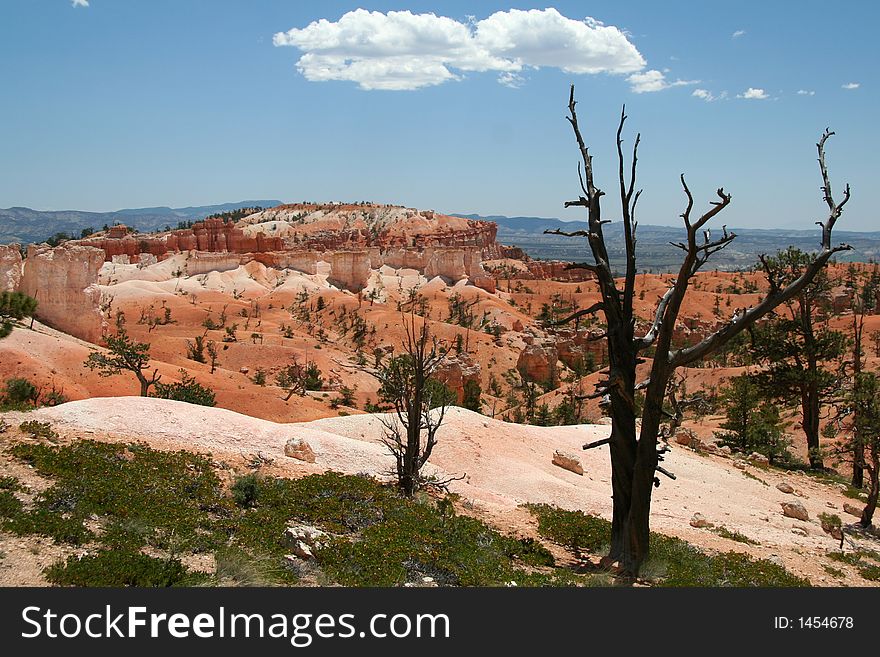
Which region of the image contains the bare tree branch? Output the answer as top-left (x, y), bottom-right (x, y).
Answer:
top-left (670, 133), bottom-right (851, 368)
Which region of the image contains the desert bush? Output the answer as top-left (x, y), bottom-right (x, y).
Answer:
top-left (152, 370), bottom-right (216, 407)
top-left (526, 504), bottom-right (809, 587)
top-left (45, 550), bottom-right (204, 587)
top-left (231, 474), bottom-right (260, 508)
top-left (18, 420), bottom-right (58, 441)
top-left (4, 378), bottom-right (38, 405)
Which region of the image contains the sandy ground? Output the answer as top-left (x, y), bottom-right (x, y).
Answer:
top-left (2, 396), bottom-right (875, 586)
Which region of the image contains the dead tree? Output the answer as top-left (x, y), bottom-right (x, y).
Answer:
top-left (550, 85), bottom-right (851, 576)
top-left (374, 311), bottom-right (452, 496)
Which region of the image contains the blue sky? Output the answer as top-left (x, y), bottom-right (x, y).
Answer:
top-left (1, 1), bottom-right (877, 230)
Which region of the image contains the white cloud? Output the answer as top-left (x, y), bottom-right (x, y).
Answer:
top-left (842, 82), bottom-right (860, 90)
top-left (71, 0), bottom-right (89, 7)
top-left (738, 87), bottom-right (769, 100)
top-left (732, 29), bottom-right (746, 38)
top-left (498, 72), bottom-right (525, 89)
top-left (273, 8), bottom-right (647, 90)
top-left (692, 88), bottom-right (727, 102)
top-left (797, 89), bottom-right (815, 96)
top-left (627, 69), bottom-right (698, 93)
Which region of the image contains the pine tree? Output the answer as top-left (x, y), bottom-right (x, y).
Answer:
top-left (751, 248), bottom-right (848, 469)
top-left (0, 291), bottom-right (37, 339)
top-left (84, 313), bottom-right (160, 396)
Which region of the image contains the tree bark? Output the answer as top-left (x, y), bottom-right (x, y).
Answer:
top-left (802, 379), bottom-right (824, 469)
top-left (861, 462), bottom-right (878, 527)
top-left (852, 314), bottom-right (865, 488)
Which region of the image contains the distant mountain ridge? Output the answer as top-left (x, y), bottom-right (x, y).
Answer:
top-left (0, 201), bottom-right (284, 244)
top-left (455, 213), bottom-right (880, 272)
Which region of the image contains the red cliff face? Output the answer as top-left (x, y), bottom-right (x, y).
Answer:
top-left (79, 218), bottom-right (284, 263)
top-left (71, 205), bottom-right (592, 286)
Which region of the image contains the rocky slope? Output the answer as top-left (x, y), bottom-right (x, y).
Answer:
top-left (13, 396), bottom-right (878, 587)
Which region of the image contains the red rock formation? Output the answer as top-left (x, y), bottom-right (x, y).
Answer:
top-left (516, 342), bottom-right (559, 386)
top-left (434, 353), bottom-right (481, 403)
top-left (79, 218), bottom-right (284, 263)
top-left (523, 261), bottom-right (594, 282)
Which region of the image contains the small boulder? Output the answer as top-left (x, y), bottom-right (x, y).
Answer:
top-left (239, 366), bottom-right (249, 374)
top-left (718, 445), bottom-right (732, 456)
top-left (733, 460), bottom-right (747, 470)
top-left (843, 502), bottom-right (863, 518)
top-left (776, 482), bottom-right (795, 494)
top-left (781, 501), bottom-right (809, 522)
top-left (748, 452), bottom-right (770, 465)
top-left (552, 450), bottom-right (584, 476)
top-left (283, 524), bottom-right (330, 559)
top-left (791, 526), bottom-right (809, 537)
top-left (674, 428), bottom-right (697, 447)
top-left (291, 541), bottom-right (314, 560)
top-left (690, 513), bottom-right (714, 529)
top-left (284, 436), bottom-right (316, 463)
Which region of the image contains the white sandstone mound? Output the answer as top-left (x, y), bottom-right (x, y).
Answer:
top-left (29, 396), bottom-right (864, 574)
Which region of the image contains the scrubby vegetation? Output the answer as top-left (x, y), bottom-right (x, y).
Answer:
top-left (0, 439), bottom-right (594, 587)
top-left (526, 504), bottom-right (808, 587)
top-left (151, 369), bottom-right (216, 407)
top-left (0, 434), bottom-right (826, 587)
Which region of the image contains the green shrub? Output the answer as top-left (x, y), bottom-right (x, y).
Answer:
top-left (524, 503), bottom-right (610, 553)
top-left (10, 440), bottom-right (225, 552)
top-left (712, 526), bottom-right (760, 545)
top-left (0, 490), bottom-right (24, 517)
top-left (4, 378), bottom-right (38, 405)
top-left (858, 563), bottom-right (880, 581)
top-left (526, 504), bottom-right (809, 587)
top-left (19, 420), bottom-right (58, 440)
top-left (3, 508), bottom-right (93, 544)
top-left (45, 550), bottom-right (205, 587)
top-left (152, 370), bottom-right (216, 406)
top-left (212, 546), bottom-right (288, 586)
top-left (0, 476), bottom-right (22, 491)
top-left (818, 512), bottom-right (842, 530)
top-left (231, 474), bottom-right (260, 508)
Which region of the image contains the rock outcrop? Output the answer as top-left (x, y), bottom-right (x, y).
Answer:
top-left (0, 243), bottom-right (22, 292)
top-left (185, 252), bottom-right (243, 276)
top-left (434, 353), bottom-right (482, 403)
top-left (328, 251), bottom-right (371, 293)
top-left (253, 251), bottom-right (319, 275)
top-left (690, 513), bottom-right (714, 528)
top-left (65, 203), bottom-right (586, 289)
top-left (516, 342), bottom-right (558, 386)
top-left (80, 218), bottom-right (284, 262)
top-left (284, 436), bottom-right (316, 463)
top-left (552, 450), bottom-right (584, 476)
top-left (424, 247), bottom-right (484, 281)
top-left (20, 244), bottom-right (106, 343)
top-left (781, 501), bottom-right (809, 522)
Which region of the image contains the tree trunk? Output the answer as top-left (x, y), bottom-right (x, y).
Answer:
top-left (852, 321), bottom-right (865, 488)
top-left (853, 433), bottom-right (865, 489)
top-left (802, 380), bottom-right (824, 469)
top-left (861, 458), bottom-right (878, 528)
top-left (137, 373), bottom-right (150, 397)
top-left (606, 390), bottom-right (637, 564)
